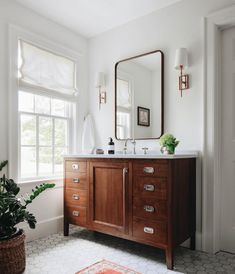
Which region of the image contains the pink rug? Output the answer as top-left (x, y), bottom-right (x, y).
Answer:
top-left (76, 260), bottom-right (141, 274)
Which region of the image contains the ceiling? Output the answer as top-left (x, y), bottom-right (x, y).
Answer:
top-left (15, 0), bottom-right (181, 38)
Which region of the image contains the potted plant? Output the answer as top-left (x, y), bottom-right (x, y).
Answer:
top-left (0, 160), bottom-right (55, 274)
top-left (159, 133), bottom-right (179, 155)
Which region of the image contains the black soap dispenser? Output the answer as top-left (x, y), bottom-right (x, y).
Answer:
top-left (108, 137), bottom-right (115, 154)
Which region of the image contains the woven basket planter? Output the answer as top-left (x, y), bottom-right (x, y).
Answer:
top-left (0, 230), bottom-right (26, 274)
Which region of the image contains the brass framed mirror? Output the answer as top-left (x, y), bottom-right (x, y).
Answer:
top-left (115, 50), bottom-right (164, 140)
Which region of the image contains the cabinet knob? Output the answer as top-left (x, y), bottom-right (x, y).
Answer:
top-left (72, 210), bottom-right (80, 217)
top-left (144, 184), bottom-right (155, 192)
top-left (72, 194), bottom-right (80, 200)
top-left (143, 167), bottom-right (154, 174)
top-left (73, 178), bottom-right (80, 183)
top-left (144, 205), bottom-right (155, 213)
top-left (144, 227), bottom-right (154, 234)
top-left (72, 163), bottom-right (79, 170)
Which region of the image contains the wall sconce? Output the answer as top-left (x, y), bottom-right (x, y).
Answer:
top-left (174, 48), bottom-right (189, 97)
top-left (95, 72), bottom-right (106, 110)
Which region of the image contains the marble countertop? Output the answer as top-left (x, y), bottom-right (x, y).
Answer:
top-left (64, 151), bottom-right (198, 159)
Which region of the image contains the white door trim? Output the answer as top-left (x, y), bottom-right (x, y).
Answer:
top-left (203, 4), bottom-right (235, 253)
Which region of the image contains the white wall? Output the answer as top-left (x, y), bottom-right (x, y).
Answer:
top-left (88, 0), bottom-right (235, 250)
top-left (0, 0), bottom-right (88, 241)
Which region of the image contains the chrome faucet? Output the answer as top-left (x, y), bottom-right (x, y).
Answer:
top-left (124, 138), bottom-right (136, 154)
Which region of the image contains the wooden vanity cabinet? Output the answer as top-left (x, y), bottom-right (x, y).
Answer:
top-left (64, 157), bottom-right (196, 270)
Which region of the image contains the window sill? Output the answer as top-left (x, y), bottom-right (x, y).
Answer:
top-left (18, 177), bottom-right (63, 188)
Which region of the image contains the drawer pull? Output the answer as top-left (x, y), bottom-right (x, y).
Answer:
top-left (72, 163), bottom-right (79, 170)
top-left (144, 227), bottom-right (154, 234)
top-left (72, 194), bottom-right (80, 200)
top-left (144, 205), bottom-right (155, 213)
top-left (73, 178), bottom-right (80, 183)
top-left (143, 167), bottom-right (154, 174)
top-left (144, 184), bottom-right (155, 192)
top-left (72, 210), bottom-right (80, 217)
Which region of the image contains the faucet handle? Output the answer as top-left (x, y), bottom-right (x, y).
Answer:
top-left (142, 147), bottom-right (148, 155)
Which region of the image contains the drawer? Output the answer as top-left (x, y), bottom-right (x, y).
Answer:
top-left (65, 205), bottom-right (87, 227)
top-left (65, 172), bottom-right (87, 189)
top-left (64, 188), bottom-right (87, 206)
top-left (133, 161), bottom-right (168, 177)
top-left (133, 197), bottom-right (167, 220)
top-left (133, 217), bottom-right (167, 245)
top-left (65, 160), bottom-right (87, 173)
top-left (133, 177), bottom-right (167, 200)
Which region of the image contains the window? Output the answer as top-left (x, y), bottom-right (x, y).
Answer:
top-left (17, 40), bottom-right (77, 181)
top-left (116, 78), bottom-right (132, 139)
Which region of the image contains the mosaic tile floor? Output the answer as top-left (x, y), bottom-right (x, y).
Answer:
top-left (24, 227), bottom-right (235, 274)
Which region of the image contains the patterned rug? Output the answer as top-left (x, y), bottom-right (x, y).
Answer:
top-left (76, 260), bottom-right (141, 274)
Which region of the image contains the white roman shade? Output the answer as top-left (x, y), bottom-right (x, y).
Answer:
top-left (19, 40), bottom-right (77, 95)
top-left (117, 78), bottom-right (131, 108)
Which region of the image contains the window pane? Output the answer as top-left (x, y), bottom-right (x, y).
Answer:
top-left (39, 117), bottom-right (52, 146)
top-left (20, 114), bottom-right (36, 145)
top-left (54, 147), bottom-right (67, 173)
top-left (55, 119), bottom-right (68, 146)
top-left (21, 147), bottom-right (36, 178)
top-left (19, 91), bottom-right (34, 112)
top-left (35, 95), bottom-right (50, 114)
top-left (39, 147), bottom-right (52, 175)
top-left (51, 99), bottom-right (65, 117)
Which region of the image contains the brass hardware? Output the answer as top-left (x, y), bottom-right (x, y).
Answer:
top-left (144, 184), bottom-right (155, 192)
top-left (144, 227), bottom-right (154, 234)
top-left (143, 167), bottom-right (154, 174)
top-left (73, 178), bottom-right (80, 183)
top-left (72, 163), bottom-right (79, 170)
top-left (72, 210), bottom-right (80, 217)
top-left (72, 194), bottom-right (80, 200)
top-left (144, 205), bottom-right (155, 213)
top-left (123, 167), bottom-right (128, 174)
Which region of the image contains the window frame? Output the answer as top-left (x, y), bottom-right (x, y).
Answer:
top-left (18, 91), bottom-right (72, 181)
top-left (9, 25), bottom-right (81, 183)
top-left (116, 73), bottom-right (134, 139)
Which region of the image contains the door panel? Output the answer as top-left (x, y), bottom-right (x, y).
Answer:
top-left (89, 161), bottom-right (129, 234)
top-left (221, 27), bottom-right (235, 253)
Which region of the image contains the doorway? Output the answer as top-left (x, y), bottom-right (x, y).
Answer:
top-left (220, 26), bottom-right (235, 253)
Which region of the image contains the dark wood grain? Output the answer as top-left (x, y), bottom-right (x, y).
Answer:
top-left (64, 172), bottom-right (87, 189)
top-left (133, 197), bottom-right (167, 220)
top-left (133, 176), bottom-right (167, 200)
top-left (64, 157), bottom-right (196, 270)
top-left (88, 161), bottom-right (129, 234)
top-left (64, 188), bottom-right (87, 207)
top-left (132, 217), bottom-right (167, 245)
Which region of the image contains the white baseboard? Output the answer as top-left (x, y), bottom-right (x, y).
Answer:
top-left (20, 215), bottom-right (63, 242)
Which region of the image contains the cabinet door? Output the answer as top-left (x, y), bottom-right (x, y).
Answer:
top-left (89, 161), bottom-right (129, 235)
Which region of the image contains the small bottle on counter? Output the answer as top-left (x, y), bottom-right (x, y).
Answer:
top-left (108, 137), bottom-right (115, 154)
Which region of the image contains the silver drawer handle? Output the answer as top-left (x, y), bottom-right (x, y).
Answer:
top-left (72, 163), bottom-right (79, 170)
top-left (73, 178), bottom-right (80, 183)
top-left (143, 167), bottom-right (155, 174)
top-left (144, 205), bottom-right (155, 213)
top-left (144, 227), bottom-right (154, 234)
top-left (72, 194), bottom-right (80, 200)
top-left (72, 210), bottom-right (80, 217)
top-left (144, 184), bottom-right (155, 192)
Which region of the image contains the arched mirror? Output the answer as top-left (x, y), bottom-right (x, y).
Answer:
top-left (115, 50), bottom-right (164, 140)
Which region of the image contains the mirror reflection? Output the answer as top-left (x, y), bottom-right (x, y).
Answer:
top-left (115, 50), bottom-right (163, 140)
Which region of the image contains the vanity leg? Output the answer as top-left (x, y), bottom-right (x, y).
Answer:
top-left (166, 248), bottom-right (174, 270)
top-left (190, 233), bottom-right (195, 250)
top-left (64, 220), bottom-right (69, 236)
